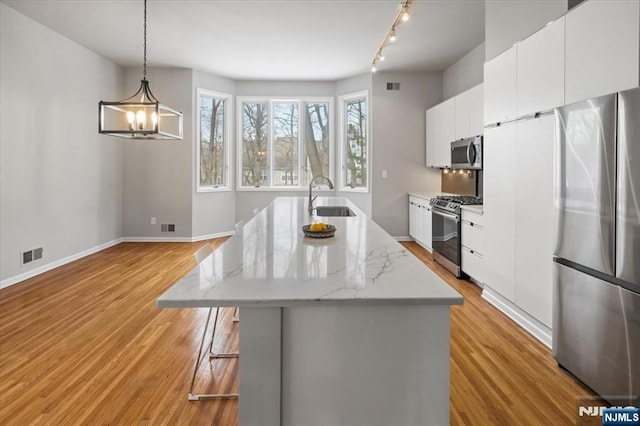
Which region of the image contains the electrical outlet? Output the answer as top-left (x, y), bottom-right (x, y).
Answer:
top-left (151, 217), bottom-right (156, 225)
top-left (382, 170), bottom-right (388, 178)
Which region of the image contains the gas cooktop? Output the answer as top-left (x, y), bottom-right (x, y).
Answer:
top-left (430, 195), bottom-right (483, 214)
top-left (435, 195), bottom-right (483, 205)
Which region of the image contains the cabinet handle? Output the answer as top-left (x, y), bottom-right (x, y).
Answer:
top-left (470, 249), bottom-right (474, 254)
top-left (470, 222), bottom-right (474, 227)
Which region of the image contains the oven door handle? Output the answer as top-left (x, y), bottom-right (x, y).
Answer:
top-left (431, 208), bottom-right (459, 222)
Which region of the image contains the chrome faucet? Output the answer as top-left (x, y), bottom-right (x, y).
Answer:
top-left (308, 175), bottom-right (334, 214)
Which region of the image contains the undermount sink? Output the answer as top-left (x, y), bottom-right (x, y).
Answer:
top-left (315, 206), bottom-right (356, 217)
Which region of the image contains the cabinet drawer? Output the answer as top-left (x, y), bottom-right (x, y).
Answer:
top-left (462, 246), bottom-right (485, 283)
top-left (461, 220), bottom-right (484, 254)
top-left (461, 209), bottom-right (484, 227)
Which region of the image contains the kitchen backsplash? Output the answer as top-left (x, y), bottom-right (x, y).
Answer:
top-left (441, 170), bottom-right (479, 196)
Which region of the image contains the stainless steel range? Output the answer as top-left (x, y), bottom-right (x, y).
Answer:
top-left (429, 195), bottom-right (482, 278)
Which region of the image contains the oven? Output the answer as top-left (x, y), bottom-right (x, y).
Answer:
top-left (431, 206), bottom-right (462, 278)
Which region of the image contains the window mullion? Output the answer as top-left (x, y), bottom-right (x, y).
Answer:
top-left (269, 100), bottom-right (274, 188)
top-left (298, 100), bottom-right (304, 188)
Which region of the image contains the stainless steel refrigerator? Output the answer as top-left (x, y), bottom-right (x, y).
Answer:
top-left (554, 87), bottom-right (639, 406)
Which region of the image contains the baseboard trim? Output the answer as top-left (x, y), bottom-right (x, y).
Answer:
top-left (121, 236), bottom-right (193, 242)
top-left (1, 238), bottom-right (124, 290)
top-left (1, 232), bottom-right (236, 289)
top-left (482, 287), bottom-right (552, 349)
top-left (394, 236), bottom-right (412, 242)
top-left (191, 231), bottom-right (235, 242)
top-left (122, 231), bottom-right (235, 243)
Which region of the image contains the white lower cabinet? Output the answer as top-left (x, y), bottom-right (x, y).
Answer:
top-left (461, 209), bottom-right (486, 284)
top-left (408, 196), bottom-right (432, 251)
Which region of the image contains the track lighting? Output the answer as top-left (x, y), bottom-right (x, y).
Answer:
top-left (369, 0), bottom-right (412, 73)
top-left (389, 28), bottom-right (397, 42)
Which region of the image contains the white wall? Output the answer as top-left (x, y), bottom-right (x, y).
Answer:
top-left (371, 72), bottom-right (443, 237)
top-left (485, 0), bottom-right (568, 60)
top-left (192, 70), bottom-right (237, 238)
top-left (122, 68), bottom-right (193, 239)
top-left (234, 80), bottom-right (337, 223)
top-left (443, 42), bottom-right (485, 99)
top-left (0, 3), bottom-right (124, 285)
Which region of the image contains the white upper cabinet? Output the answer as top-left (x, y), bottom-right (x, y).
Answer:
top-left (517, 17), bottom-right (565, 116)
top-left (565, 0), bottom-right (640, 104)
top-left (468, 84), bottom-right (484, 137)
top-left (426, 99), bottom-right (454, 168)
top-left (439, 98), bottom-right (455, 167)
top-left (454, 91), bottom-right (471, 140)
top-left (484, 47), bottom-right (517, 125)
top-left (426, 108), bottom-right (439, 168)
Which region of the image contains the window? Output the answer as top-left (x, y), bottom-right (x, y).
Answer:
top-left (238, 98), bottom-right (332, 190)
top-left (197, 89), bottom-right (231, 192)
top-left (340, 91), bottom-right (368, 191)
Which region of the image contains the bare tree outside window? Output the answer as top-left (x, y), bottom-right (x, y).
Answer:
top-left (345, 97), bottom-right (367, 188)
top-left (199, 93), bottom-right (227, 189)
top-left (242, 102), bottom-right (269, 187)
top-left (273, 103), bottom-right (299, 186)
top-left (303, 102), bottom-right (330, 185)
top-left (239, 98), bottom-right (332, 189)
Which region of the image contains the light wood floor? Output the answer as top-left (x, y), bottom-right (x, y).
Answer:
top-left (0, 240), bottom-right (597, 425)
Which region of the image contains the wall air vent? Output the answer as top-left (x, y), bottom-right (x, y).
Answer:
top-left (21, 247), bottom-right (43, 266)
top-left (386, 82), bottom-right (400, 91)
top-left (33, 247), bottom-right (43, 261)
top-left (161, 224), bottom-right (176, 233)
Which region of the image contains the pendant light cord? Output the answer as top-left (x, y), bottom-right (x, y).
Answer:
top-left (143, 0), bottom-right (147, 80)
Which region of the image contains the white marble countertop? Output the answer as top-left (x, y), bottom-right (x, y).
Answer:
top-left (461, 204), bottom-right (484, 214)
top-left (408, 191), bottom-right (451, 200)
top-left (157, 197), bottom-right (462, 308)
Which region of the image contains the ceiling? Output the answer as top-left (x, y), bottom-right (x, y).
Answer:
top-left (3, 0), bottom-right (485, 81)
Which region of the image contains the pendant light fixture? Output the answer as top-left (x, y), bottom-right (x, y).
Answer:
top-left (98, 0), bottom-right (183, 140)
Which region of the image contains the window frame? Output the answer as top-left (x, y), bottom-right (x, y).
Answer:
top-left (196, 88), bottom-right (233, 193)
top-left (338, 90), bottom-right (370, 193)
top-left (236, 96), bottom-right (334, 192)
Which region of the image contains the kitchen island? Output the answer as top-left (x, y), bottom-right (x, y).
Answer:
top-left (158, 197), bottom-right (463, 426)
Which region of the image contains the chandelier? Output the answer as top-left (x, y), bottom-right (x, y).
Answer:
top-left (98, 0), bottom-right (183, 140)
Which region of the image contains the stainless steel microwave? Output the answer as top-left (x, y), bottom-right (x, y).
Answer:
top-left (451, 136), bottom-right (482, 170)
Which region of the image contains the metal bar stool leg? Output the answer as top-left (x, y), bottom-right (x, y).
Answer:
top-left (188, 307), bottom-right (238, 400)
top-left (208, 307), bottom-right (239, 359)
